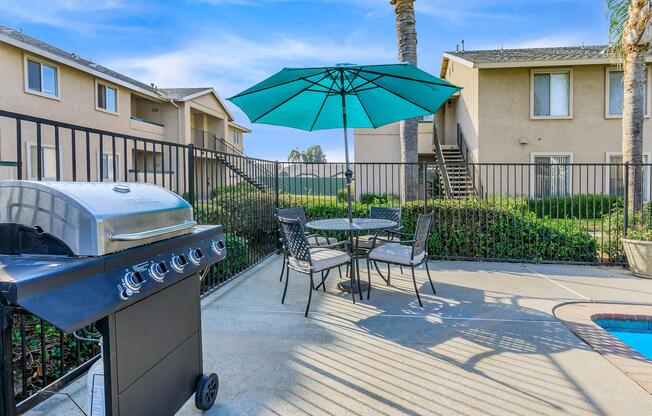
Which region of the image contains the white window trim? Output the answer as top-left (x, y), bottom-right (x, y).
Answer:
top-left (25, 142), bottom-right (63, 180)
top-left (605, 66), bottom-right (651, 119)
top-left (23, 54), bottom-right (60, 101)
top-left (97, 150), bottom-right (121, 181)
top-left (605, 151), bottom-right (652, 201)
top-left (95, 79), bottom-right (119, 116)
top-left (530, 68), bottom-right (573, 120)
top-left (529, 152), bottom-right (574, 197)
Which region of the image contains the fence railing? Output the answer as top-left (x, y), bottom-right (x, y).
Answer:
top-left (1, 109), bottom-right (652, 412)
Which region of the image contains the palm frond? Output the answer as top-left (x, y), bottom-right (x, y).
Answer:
top-left (606, 0), bottom-right (632, 58)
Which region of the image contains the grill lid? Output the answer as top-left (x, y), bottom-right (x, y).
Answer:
top-left (0, 181), bottom-right (195, 256)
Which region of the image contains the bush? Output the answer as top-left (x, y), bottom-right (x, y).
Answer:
top-left (603, 205), bottom-right (652, 262)
top-left (336, 188), bottom-right (349, 203)
top-left (527, 194), bottom-right (623, 220)
top-left (212, 233), bottom-right (252, 277)
top-left (359, 192), bottom-right (399, 205)
top-left (280, 197), bottom-right (597, 263)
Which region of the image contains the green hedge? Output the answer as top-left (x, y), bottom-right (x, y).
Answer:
top-left (602, 205), bottom-right (652, 262)
top-left (281, 197), bottom-right (597, 263)
top-left (527, 195), bottom-right (623, 219)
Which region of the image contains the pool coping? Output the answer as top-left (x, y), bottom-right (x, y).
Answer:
top-left (554, 302), bottom-right (652, 394)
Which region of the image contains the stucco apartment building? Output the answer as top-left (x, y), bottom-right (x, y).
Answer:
top-left (355, 45), bottom-right (652, 198)
top-left (0, 24), bottom-right (250, 186)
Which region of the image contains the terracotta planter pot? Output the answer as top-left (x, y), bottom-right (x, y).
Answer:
top-left (622, 238), bottom-right (652, 279)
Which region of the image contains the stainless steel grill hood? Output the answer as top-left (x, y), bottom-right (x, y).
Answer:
top-left (0, 181), bottom-right (195, 256)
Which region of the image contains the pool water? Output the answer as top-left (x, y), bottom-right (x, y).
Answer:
top-left (595, 319), bottom-right (652, 361)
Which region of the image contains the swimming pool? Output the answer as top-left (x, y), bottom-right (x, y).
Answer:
top-left (595, 318), bottom-right (652, 361)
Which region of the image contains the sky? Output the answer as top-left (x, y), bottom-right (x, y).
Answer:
top-left (0, 0), bottom-right (606, 161)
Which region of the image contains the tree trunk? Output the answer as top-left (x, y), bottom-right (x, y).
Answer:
top-left (392, 0), bottom-right (419, 201)
top-left (622, 45), bottom-right (647, 212)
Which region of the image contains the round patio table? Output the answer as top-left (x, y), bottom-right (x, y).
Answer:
top-left (305, 218), bottom-right (397, 299)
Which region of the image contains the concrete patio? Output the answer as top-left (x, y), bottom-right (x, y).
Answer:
top-left (27, 257), bottom-right (652, 415)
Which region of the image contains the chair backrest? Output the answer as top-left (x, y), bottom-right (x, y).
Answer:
top-left (277, 216), bottom-right (311, 265)
top-left (370, 207), bottom-right (401, 229)
top-left (411, 212), bottom-right (434, 259)
top-left (276, 207), bottom-right (308, 227)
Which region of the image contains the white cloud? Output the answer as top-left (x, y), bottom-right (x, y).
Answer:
top-left (472, 32), bottom-right (604, 50)
top-left (106, 32), bottom-right (395, 97)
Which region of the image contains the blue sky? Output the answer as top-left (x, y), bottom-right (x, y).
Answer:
top-left (1, 0), bottom-right (605, 161)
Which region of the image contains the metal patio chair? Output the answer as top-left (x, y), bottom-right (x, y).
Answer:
top-left (367, 212), bottom-right (436, 307)
top-left (356, 207), bottom-right (402, 250)
top-left (275, 207), bottom-right (339, 282)
top-left (278, 216), bottom-right (351, 317)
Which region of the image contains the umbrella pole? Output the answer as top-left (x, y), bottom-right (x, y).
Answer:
top-left (341, 89), bottom-right (353, 224)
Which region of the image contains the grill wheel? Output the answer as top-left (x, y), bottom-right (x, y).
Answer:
top-left (195, 372), bottom-right (219, 410)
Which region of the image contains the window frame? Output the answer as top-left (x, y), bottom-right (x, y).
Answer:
top-left (97, 150), bottom-right (122, 181)
top-left (530, 68), bottom-right (573, 120)
top-left (529, 151), bottom-right (574, 197)
top-left (605, 151), bottom-right (652, 201)
top-left (23, 55), bottom-right (60, 100)
top-left (95, 79), bottom-right (119, 115)
top-left (26, 142), bottom-right (62, 180)
top-left (605, 66), bottom-right (651, 119)
top-left (231, 130), bottom-right (240, 145)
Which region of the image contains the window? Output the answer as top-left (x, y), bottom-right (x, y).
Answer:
top-left (606, 68), bottom-right (649, 117)
top-left (96, 82), bottom-right (118, 113)
top-left (99, 152), bottom-right (120, 181)
top-left (531, 69), bottom-right (571, 118)
top-left (28, 144), bottom-right (58, 180)
top-left (531, 153), bottom-right (572, 197)
top-left (231, 130), bottom-right (240, 145)
top-left (607, 153), bottom-right (651, 201)
top-left (25, 58), bottom-right (58, 98)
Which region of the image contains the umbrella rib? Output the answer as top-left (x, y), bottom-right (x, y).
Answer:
top-left (229, 69), bottom-right (330, 99)
top-left (360, 69), bottom-right (458, 88)
top-left (309, 75), bottom-right (339, 131)
top-left (250, 72), bottom-right (335, 123)
top-left (355, 93), bottom-right (377, 129)
top-left (354, 71), bottom-right (437, 114)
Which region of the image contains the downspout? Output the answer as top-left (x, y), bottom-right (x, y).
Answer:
top-left (169, 99), bottom-right (182, 143)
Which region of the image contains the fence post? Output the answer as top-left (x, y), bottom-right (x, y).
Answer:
top-left (15, 119), bottom-right (22, 180)
top-left (187, 144), bottom-right (195, 209)
top-left (422, 162), bottom-right (428, 213)
top-left (624, 162), bottom-right (629, 238)
top-left (274, 161), bottom-right (280, 209)
top-left (0, 307), bottom-right (15, 416)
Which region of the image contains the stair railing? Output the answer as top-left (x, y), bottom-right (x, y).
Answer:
top-left (432, 116), bottom-right (452, 198)
top-left (456, 123), bottom-right (482, 197)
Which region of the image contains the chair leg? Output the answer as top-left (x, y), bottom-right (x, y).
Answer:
top-left (321, 271), bottom-right (326, 292)
top-left (400, 265), bottom-right (404, 275)
top-left (366, 260), bottom-right (372, 300)
top-left (387, 264), bottom-right (391, 286)
top-left (305, 272), bottom-right (314, 317)
top-left (279, 251), bottom-right (286, 282)
top-left (411, 266), bottom-right (423, 307)
top-left (425, 261), bottom-right (436, 295)
top-left (372, 260), bottom-right (388, 285)
top-left (338, 266), bottom-right (343, 279)
top-left (349, 261), bottom-right (356, 304)
top-left (281, 265), bottom-right (290, 304)
top-left (356, 257), bottom-right (363, 301)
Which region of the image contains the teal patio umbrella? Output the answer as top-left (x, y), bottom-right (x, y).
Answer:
top-left (228, 63), bottom-right (461, 221)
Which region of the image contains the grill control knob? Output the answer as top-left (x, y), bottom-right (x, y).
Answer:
top-left (171, 254), bottom-right (188, 273)
top-left (120, 288), bottom-right (134, 300)
top-left (211, 240), bottom-right (225, 255)
top-left (123, 271), bottom-right (144, 292)
top-left (149, 261), bottom-right (169, 282)
top-left (188, 248), bottom-right (204, 265)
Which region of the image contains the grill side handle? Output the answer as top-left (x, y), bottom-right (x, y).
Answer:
top-left (109, 221), bottom-right (198, 242)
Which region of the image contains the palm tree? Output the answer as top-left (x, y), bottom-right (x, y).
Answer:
top-left (391, 0), bottom-right (419, 201)
top-left (607, 0), bottom-right (652, 211)
top-left (287, 145), bottom-right (327, 162)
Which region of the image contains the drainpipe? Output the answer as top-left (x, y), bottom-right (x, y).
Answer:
top-left (169, 99), bottom-right (182, 143)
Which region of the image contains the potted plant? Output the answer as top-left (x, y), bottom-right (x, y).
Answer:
top-left (622, 224), bottom-right (652, 279)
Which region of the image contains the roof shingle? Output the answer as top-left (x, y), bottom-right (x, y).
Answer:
top-left (445, 45), bottom-right (621, 65)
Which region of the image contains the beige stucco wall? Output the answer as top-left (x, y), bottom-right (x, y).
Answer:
top-left (443, 60), bottom-right (479, 160)
top-left (477, 64), bottom-right (652, 164)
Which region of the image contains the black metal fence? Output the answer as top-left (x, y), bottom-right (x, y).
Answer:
top-left (1, 109), bottom-right (651, 412)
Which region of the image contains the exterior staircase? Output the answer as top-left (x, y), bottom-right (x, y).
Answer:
top-left (214, 152), bottom-right (271, 192)
top-left (439, 145), bottom-right (475, 198)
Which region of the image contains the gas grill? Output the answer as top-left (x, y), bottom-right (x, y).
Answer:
top-left (0, 181), bottom-right (227, 416)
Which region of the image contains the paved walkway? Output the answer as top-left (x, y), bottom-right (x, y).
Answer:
top-left (27, 258), bottom-right (652, 415)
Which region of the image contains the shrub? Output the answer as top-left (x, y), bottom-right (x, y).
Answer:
top-left (336, 188), bottom-right (349, 203)
top-left (602, 205), bottom-right (652, 262)
top-left (212, 233), bottom-right (251, 277)
top-left (359, 192), bottom-right (399, 205)
top-left (527, 194), bottom-right (623, 220)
